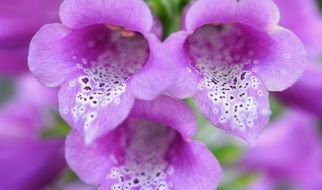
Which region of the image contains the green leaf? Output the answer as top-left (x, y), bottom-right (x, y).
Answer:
top-left (145, 0), bottom-right (189, 38)
top-left (41, 113), bottom-right (71, 138)
top-left (269, 95), bottom-right (284, 120)
top-left (218, 173), bottom-right (259, 190)
top-left (212, 144), bottom-right (243, 165)
top-left (318, 0), bottom-right (322, 11)
top-left (0, 77), bottom-right (15, 105)
top-left (186, 98), bottom-right (209, 127)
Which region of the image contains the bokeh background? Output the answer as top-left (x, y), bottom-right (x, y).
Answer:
top-left (0, 0), bottom-right (322, 189)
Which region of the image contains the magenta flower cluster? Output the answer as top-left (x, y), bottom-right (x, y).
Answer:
top-left (24, 0), bottom-right (310, 189)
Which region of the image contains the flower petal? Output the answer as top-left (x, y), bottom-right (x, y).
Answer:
top-left (129, 35), bottom-right (172, 100)
top-left (163, 31), bottom-right (201, 98)
top-left (170, 140), bottom-right (222, 190)
top-left (129, 96), bottom-right (198, 139)
top-left (66, 118), bottom-right (220, 190)
top-left (60, 0), bottom-right (153, 34)
top-left (59, 73), bottom-right (135, 144)
top-left (183, 24), bottom-right (272, 144)
top-left (253, 27), bottom-right (307, 91)
top-left (28, 24), bottom-right (79, 87)
top-left (194, 78), bottom-right (270, 145)
top-left (184, 0), bottom-right (279, 32)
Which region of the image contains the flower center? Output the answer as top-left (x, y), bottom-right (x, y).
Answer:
top-left (107, 120), bottom-right (177, 190)
top-left (66, 25), bottom-right (149, 127)
top-left (185, 24), bottom-right (270, 129)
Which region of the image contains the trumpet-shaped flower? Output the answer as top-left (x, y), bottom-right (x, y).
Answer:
top-left (29, 0), bottom-right (168, 143)
top-left (66, 96), bottom-right (221, 190)
top-left (165, 0), bottom-right (307, 144)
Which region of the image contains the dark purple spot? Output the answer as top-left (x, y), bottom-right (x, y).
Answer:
top-left (84, 86), bottom-right (92, 91)
top-left (82, 78), bottom-right (89, 84)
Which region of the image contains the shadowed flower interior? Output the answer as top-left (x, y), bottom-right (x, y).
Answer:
top-left (105, 119), bottom-right (179, 190)
top-left (62, 24), bottom-right (149, 129)
top-left (68, 118), bottom-right (190, 190)
top-left (185, 24), bottom-right (272, 131)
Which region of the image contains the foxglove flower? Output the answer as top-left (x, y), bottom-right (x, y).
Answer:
top-left (165, 0), bottom-right (307, 144)
top-left (0, 75), bottom-right (65, 190)
top-left (241, 109), bottom-right (322, 190)
top-left (29, 0), bottom-right (168, 143)
top-left (0, 0), bottom-right (61, 75)
top-left (273, 0), bottom-right (322, 117)
top-left (66, 96), bottom-right (221, 190)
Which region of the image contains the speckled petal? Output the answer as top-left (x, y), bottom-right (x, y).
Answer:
top-left (59, 73), bottom-right (135, 144)
top-left (66, 122), bottom-right (220, 190)
top-left (194, 81), bottom-right (270, 145)
top-left (183, 24), bottom-right (272, 144)
top-left (184, 0), bottom-right (280, 32)
top-left (66, 97), bottom-right (221, 190)
top-left (60, 0), bottom-right (153, 34)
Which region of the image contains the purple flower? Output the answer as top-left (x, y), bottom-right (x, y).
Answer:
top-left (65, 96), bottom-right (221, 190)
top-left (164, 0), bottom-right (307, 144)
top-left (0, 0), bottom-right (61, 75)
top-left (28, 0), bottom-right (169, 143)
top-left (0, 75), bottom-right (65, 190)
top-left (273, 0), bottom-right (322, 117)
top-left (241, 109), bottom-right (322, 190)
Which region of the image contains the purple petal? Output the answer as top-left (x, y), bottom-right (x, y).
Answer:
top-left (129, 96), bottom-right (198, 139)
top-left (184, 0), bottom-right (279, 32)
top-left (59, 73), bottom-right (135, 144)
top-left (28, 24), bottom-right (79, 87)
top-left (66, 97), bottom-right (221, 189)
top-left (163, 31), bottom-right (201, 98)
top-left (184, 25), bottom-right (271, 144)
top-left (129, 34), bottom-right (172, 100)
top-left (60, 0), bottom-right (153, 34)
top-left (66, 121), bottom-right (220, 190)
top-left (253, 27), bottom-right (307, 91)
